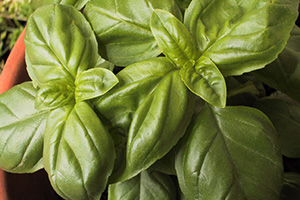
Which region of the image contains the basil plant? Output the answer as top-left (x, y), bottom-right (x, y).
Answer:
top-left (0, 0), bottom-right (300, 199)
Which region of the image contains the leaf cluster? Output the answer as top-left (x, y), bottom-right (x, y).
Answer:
top-left (0, 0), bottom-right (300, 199)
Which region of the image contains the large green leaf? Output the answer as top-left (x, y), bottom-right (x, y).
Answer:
top-left (84, 0), bottom-right (182, 66)
top-left (94, 57), bottom-right (177, 132)
top-left (254, 97), bottom-right (300, 158)
top-left (43, 102), bottom-right (115, 200)
top-left (0, 82), bottom-right (48, 173)
top-left (121, 70), bottom-right (195, 181)
top-left (176, 104), bottom-right (283, 200)
top-left (150, 9), bottom-right (198, 68)
top-left (108, 170), bottom-right (177, 200)
top-left (75, 68), bottom-right (119, 101)
top-left (25, 4), bottom-right (98, 86)
top-left (184, 0), bottom-right (298, 76)
top-left (253, 26), bottom-right (300, 102)
top-left (281, 172), bottom-right (300, 200)
top-left (180, 56), bottom-right (226, 108)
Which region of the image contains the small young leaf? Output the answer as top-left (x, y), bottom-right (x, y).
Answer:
top-left (84, 0), bottom-right (182, 66)
top-left (25, 4), bottom-right (98, 86)
top-left (36, 80), bottom-right (75, 110)
top-left (0, 82), bottom-right (48, 173)
top-left (254, 97), bottom-right (300, 158)
top-left (108, 170), bottom-right (177, 200)
top-left (180, 56), bottom-right (226, 108)
top-left (43, 102), bottom-right (115, 200)
top-left (176, 104), bottom-right (283, 200)
top-left (184, 0), bottom-right (299, 76)
top-left (75, 68), bottom-right (119, 101)
top-left (150, 9), bottom-right (198, 68)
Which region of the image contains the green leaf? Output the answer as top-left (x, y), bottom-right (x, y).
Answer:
top-left (176, 104), bottom-right (283, 200)
top-left (75, 68), bottom-right (119, 101)
top-left (121, 70), bottom-right (195, 181)
top-left (94, 57), bottom-right (177, 132)
top-left (0, 82), bottom-right (48, 173)
top-left (150, 148), bottom-right (176, 175)
top-left (43, 102), bottom-right (115, 200)
top-left (253, 26), bottom-right (300, 102)
top-left (25, 4), bottom-right (98, 86)
top-left (108, 170), bottom-right (177, 200)
top-left (95, 56), bottom-right (115, 71)
top-left (150, 9), bottom-right (198, 68)
top-left (84, 0), bottom-right (182, 66)
top-left (184, 0), bottom-right (299, 76)
top-left (36, 80), bottom-right (75, 110)
top-left (254, 97), bottom-right (300, 158)
top-left (180, 56), bottom-right (226, 107)
top-left (281, 173), bottom-right (300, 200)
top-left (30, 0), bottom-right (90, 10)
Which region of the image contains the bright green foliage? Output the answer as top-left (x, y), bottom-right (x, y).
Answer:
top-left (25, 4), bottom-right (98, 86)
top-left (44, 102), bottom-right (115, 200)
top-left (180, 56), bottom-right (226, 107)
top-left (184, 0), bottom-right (298, 76)
top-left (30, 0), bottom-right (89, 10)
top-left (0, 82), bottom-right (48, 173)
top-left (176, 104), bottom-right (283, 200)
top-left (75, 68), bottom-right (118, 101)
top-left (0, 0), bottom-right (299, 199)
top-left (108, 170), bottom-right (177, 200)
top-left (84, 0), bottom-right (182, 66)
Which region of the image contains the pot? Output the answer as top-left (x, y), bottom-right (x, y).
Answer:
top-left (0, 28), bottom-right (61, 200)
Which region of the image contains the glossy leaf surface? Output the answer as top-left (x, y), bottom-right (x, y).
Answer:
top-left (123, 69), bottom-right (195, 181)
top-left (84, 0), bottom-right (182, 66)
top-left (281, 173), bottom-right (300, 200)
top-left (254, 26), bottom-right (300, 102)
top-left (30, 0), bottom-right (90, 10)
top-left (0, 82), bottom-right (48, 173)
top-left (150, 9), bottom-right (197, 68)
top-left (43, 102), bottom-right (115, 200)
top-left (108, 170), bottom-right (177, 200)
top-left (35, 80), bottom-right (75, 110)
top-left (180, 56), bottom-right (226, 107)
top-left (75, 68), bottom-right (119, 101)
top-left (94, 57), bottom-right (177, 132)
top-left (25, 4), bottom-right (98, 86)
top-left (176, 104), bottom-right (283, 200)
top-left (184, 0), bottom-right (298, 76)
top-left (254, 97), bottom-right (300, 158)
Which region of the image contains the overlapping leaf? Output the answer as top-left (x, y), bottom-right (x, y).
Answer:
top-left (254, 97), bottom-right (300, 158)
top-left (43, 102), bottom-right (115, 200)
top-left (108, 170), bottom-right (177, 200)
top-left (25, 4), bottom-right (98, 86)
top-left (84, 0), bottom-right (182, 66)
top-left (0, 82), bottom-right (48, 173)
top-left (254, 26), bottom-right (300, 102)
top-left (184, 0), bottom-right (298, 76)
top-left (150, 9), bottom-right (198, 68)
top-left (281, 173), bottom-right (300, 200)
top-left (176, 104), bottom-right (283, 200)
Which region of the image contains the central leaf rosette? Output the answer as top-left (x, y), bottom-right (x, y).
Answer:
top-left (150, 9), bottom-right (227, 108)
